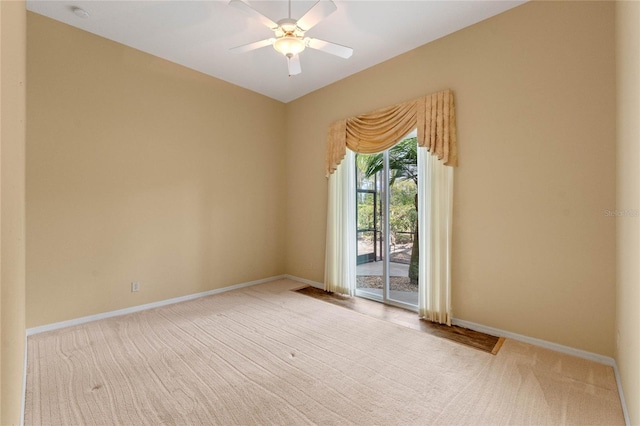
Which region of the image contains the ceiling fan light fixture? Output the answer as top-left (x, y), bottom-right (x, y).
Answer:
top-left (273, 36), bottom-right (306, 57)
top-left (278, 18), bottom-right (298, 35)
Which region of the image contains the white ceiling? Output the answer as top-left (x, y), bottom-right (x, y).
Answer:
top-left (26, 0), bottom-right (526, 103)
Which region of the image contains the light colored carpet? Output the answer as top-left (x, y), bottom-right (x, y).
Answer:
top-left (26, 279), bottom-right (624, 425)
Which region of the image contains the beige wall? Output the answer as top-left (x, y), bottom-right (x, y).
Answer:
top-left (1, 1), bottom-right (27, 424)
top-left (285, 1), bottom-right (617, 356)
top-left (615, 1), bottom-right (640, 423)
top-left (26, 13), bottom-right (287, 327)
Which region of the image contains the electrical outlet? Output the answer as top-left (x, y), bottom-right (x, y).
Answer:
top-left (131, 281), bottom-right (140, 292)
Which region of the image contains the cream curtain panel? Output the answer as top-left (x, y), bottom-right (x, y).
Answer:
top-left (324, 149), bottom-right (357, 295)
top-left (326, 89), bottom-right (457, 176)
top-left (418, 148), bottom-right (454, 325)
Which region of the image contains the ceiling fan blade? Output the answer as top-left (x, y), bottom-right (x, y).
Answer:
top-left (229, 0), bottom-right (278, 30)
top-left (296, 0), bottom-right (337, 31)
top-left (287, 54), bottom-right (302, 76)
top-left (229, 38), bottom-right (275, 54)
top-left (306, 38), bottom-right (353, 59)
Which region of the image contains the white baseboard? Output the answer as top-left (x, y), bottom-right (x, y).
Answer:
top-left (26, 275), bottom-right (286, 336)
top-left (284, 274), bottom-right (323, 289)
top-left (21, 336), bottom-right (28, 426)
top-left (452, 318), bottom-right (630, 426)
top-left (613, 361), bottom-right (631, 426)
top-left (451, 318), bottom-right (615, 365)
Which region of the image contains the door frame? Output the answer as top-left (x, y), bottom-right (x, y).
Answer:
top-left (355, 148), bottom-right (418, 312)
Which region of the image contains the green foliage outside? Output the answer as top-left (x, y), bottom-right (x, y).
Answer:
top-left (357, 181), bottom-right (416, 236)
top-left (389, 180), bottom-right (417, 238)
top-left (357, 194), bottom-right (376, 231)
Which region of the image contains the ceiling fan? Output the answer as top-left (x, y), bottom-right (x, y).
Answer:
top-left (228, 0), bottom-right (353, 76)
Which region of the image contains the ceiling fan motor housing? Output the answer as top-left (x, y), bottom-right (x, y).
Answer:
top-left (276, 18), bottom-right (304, 38)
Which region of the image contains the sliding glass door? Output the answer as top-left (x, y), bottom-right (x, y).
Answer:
top-left (355, 133), bottom-right (418, 310)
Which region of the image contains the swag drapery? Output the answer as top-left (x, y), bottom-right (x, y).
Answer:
top-left (324, 89), bottom-right (457, 325)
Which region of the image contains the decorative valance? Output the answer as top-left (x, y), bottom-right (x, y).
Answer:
top-left (326, 89), bottom-right (458, 176)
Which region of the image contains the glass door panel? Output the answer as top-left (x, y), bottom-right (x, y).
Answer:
top-left (388, 175), bottom-right (418, 306)
top-left (355, 134), bottom-right (418, 310)
top-left (355, 154), bottom-right (383, 300)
